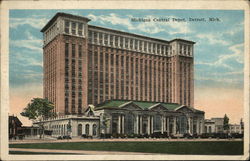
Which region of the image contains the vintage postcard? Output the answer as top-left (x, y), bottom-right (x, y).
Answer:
top-left (0, 0), bottom-right (249, 160)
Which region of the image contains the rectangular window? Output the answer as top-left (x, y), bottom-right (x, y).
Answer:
top-left (110, 35), bottom-right (114, 46)
top-left (64, 21), bottom-right (70, 34)
top-left (115, 36), bottom-right (118, 47)
top-left (78, 45), bottom-right (82, 58)
top-left (129, 39), bottom-right (133, 49)
top-left (104, 34), bottom-right (108, 45)
top-left (135, 40), bottom-right (138, 50)
top-left (72, 44), bottom-right (75, 57)
top-left (72, 22), bottom-right (76, 35)
top-left (99, 33), bottom-right (103, 44)
top-left (78, 23), bottom-right (83, 36)
top-left (88, 31), bottom-right (92, 42)
top-left (144, 41), bottom-right (147, 52)
top-left (94, 32), bottom-right (98, 43)
top-left (65, 43), bottom-right (69, 57)
top-left (120, 37), bottom-right (124, 48)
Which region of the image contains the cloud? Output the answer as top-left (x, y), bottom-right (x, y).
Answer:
top-left (10, 31), bottom-right (43, 53)
top-left (196, 33), bottom-right (229, 46)
top-left (10, 17), bottom-right (49, 29)
top-left (88, 13), bottom-right (192, 35)
top-left (224, 21), bottom-right (243, 36)
top-left (195, 43), bottom-right (243, 70)
top-left (11, 51), bottom-right (43, 67)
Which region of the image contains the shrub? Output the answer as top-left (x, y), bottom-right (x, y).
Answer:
top-left (57, 136), bottom-right (63, 140)
top-left (112, 133), bottom-right (119, 138)
top-left (143, 134), bottom-right (149, 138)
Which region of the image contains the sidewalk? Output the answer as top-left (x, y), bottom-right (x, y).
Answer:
top-left (9, 148), bottom-right (159, 155)
top-left (9, 138), bottom-right (242, 144)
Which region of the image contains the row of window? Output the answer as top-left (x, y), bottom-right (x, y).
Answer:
top-left (65, 43), bottom-right (83, 114)
top-left (87, 46), bottom-right (179, 105)
top-left (64, 20), bottom-right (84, 36)
top-left (88, 30), bottom-right (175, 56)
top-left (44, 22), bottom-right (58, 44)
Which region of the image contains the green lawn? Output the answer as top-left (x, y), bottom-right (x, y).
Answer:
top-left (9, 151), bottom-right (78, 155)
top-left (9, 141), bottom-right (243, 155)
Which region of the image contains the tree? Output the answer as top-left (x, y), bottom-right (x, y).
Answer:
top-left (240, 118), bottom-right (244, 133)
top-left (21, 98), bottom-right (55, 120)
top-left (223, 114), bottom-right (229, 133)
top-left (21, 98), bottom-right (55, 138)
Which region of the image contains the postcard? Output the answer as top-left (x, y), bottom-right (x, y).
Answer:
top-left (0, 0), bottom-right (249, 160)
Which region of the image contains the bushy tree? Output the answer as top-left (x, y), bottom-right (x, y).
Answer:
top-left (21, 98), bottom-right (55, 138)
top-left (21, 98), bottom-right (55, 120)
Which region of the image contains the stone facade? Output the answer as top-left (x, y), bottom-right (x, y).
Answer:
top-left (205, 118), bottom-right (225, 133)
top-left (39, 12), bottom-right (204, 138)
top-left (41, 12), bottom-right (195, 116)
top-left (95, 100), bottom-right (204, 136)
top-left (35, 101), bottom-right (205, 138)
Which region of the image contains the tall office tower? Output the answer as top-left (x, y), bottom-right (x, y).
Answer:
top-left (41, 12), bottom-right (195, 115)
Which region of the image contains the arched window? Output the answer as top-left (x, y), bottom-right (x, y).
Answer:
top-left (153, 115), bottom-right (162, 132)
top-left (93, 124), bottom-right (97, 136)
top-left (85, 124), bottom-right (89, 136)
top-left (143, 123), bottom-right (147, 134)
top-left (179, 116), bottom-right (188, 134)
top-left (125, 113), bottom-right (134, 134)
top-left (77, 124), bottom-right (82, 136)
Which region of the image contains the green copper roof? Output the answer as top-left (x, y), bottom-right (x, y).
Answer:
top-left (95, 100), bottom-right (182, 111)
top-left (161, 103), bottom-right (180, 110)
top-left (96, 100), bottom-right (129, 108)
top-left (133, 101), bottom-right (157, 109)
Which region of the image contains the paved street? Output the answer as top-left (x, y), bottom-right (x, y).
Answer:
top-left (9, 138), bottom-right (242, 144)
top-left (9, 148), bottom-right (160, 155)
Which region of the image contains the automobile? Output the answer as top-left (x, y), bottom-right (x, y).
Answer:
top-left (183, 133), bottom-right (193, 139)
top-left (57, 136), bottom-right (63, 140)
top-left (63, 135), bottom-right (72, 139)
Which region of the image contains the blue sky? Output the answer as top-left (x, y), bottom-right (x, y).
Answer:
top-left (9, 9), bottom-right (244, 124)
top-left (9, 9), bottom-right (244, 89)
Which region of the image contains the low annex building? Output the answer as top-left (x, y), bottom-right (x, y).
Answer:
top-left (35, 100), bottom-right (205, 138)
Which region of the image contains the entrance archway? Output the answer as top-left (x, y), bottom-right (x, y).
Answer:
top-left (77, 124), bottom-right (82, 136)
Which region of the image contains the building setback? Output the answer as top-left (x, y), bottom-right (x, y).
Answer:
top-left (41, 12), bottom-right (195, 116)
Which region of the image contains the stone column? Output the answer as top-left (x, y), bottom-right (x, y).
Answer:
top-left (97, 32), bottom-right (99, 44)
top-left (91, 31), bottom-right (94, 43)
top-left (118, 115), bottom-right (121, 134)
top-left (147, 116), bottom-right (151, 134)
top-left (133, 39), bottom-right (135, 50)
top-left (146, 42), bottom-right (149, 52)
top-left (173, 117), bottom-right (176, 135)
top-left (118, 36), bottom-right (120, 48)
top-left (201, 118), bottom-right (204, 134)
top-left (128, 38), bottom-right (131, 49)
top-left (161, 116), bottom-right (164, 134)
top-left (196, 118), bottom-right (199, 134)
top-left (102, 33), bottom-right (105, 45)
top-left (122, 115), bottom-right (125, 134)
top-left (163, 117), bottom-right (166, 132)
top-left (140, 116), bottom-right (143, 134)
top-left (188, 117), bottom-right (191, 134)
top-left (108, 34), bottom-right (110, 46)
top-left (151, 116), bottom-right (154, 134)
top-left (69, 21), bottom-right (72, 34)
top-left (167, 117), bottom-right (170, 134)
top-left (136, 115), bottom-right (139, 134)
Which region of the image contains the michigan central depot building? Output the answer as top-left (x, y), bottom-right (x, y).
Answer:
top-left (34, 12), bottom-right (205, 137)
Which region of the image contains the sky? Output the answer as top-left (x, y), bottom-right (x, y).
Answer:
top-left (9, 9), bottom-right (244, 125)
